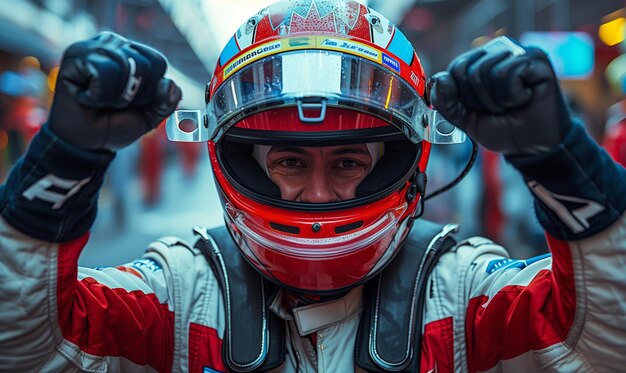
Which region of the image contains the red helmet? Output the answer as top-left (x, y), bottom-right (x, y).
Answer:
top-left (189, 0), bottom-right (464, 295)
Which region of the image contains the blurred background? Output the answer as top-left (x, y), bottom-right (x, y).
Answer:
top-left (0, 0), bottom-right (624, 266)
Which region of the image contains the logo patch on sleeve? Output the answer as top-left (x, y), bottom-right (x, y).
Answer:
top-left (486, 253), bottom-right (551, 274)
top-left (485, 258), bottom-right (515, 274)
top-left (22, 173), bottom-right (91, 209)
top-left (528, 180), bottom-right (605, 234)
top-left (129, 258), bottom-right (162, 273)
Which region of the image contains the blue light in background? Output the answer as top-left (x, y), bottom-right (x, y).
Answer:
top-left (520, 31), bottom-right (595, 80)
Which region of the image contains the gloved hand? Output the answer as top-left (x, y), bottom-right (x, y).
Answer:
top-left (429, 38), bottom-right (573, 155)
top-left (48, 32), bottom-right (182, 152)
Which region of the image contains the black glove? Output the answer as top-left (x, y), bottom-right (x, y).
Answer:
top-left (48, 32), bottom-right (182, 152)
top-left (429, 38), bottom-right (572, 155)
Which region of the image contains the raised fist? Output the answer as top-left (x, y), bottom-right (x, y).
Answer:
top-left (430, 37), bottom-right (573, 155)
top-left (48, 32), bottom-right (182, 152)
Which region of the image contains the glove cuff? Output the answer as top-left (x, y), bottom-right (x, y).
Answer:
top-left (506, 122), bottom-right (626, 240)
top-left (0, 124), bottom-right (115, 242)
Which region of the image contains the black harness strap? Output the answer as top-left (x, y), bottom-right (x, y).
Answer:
top-left (194, 226), bottom-right (285, 372)
top-left (194, 220), bottom-right (457, 372)
top-left (355, 220), bottom-right (458, 372)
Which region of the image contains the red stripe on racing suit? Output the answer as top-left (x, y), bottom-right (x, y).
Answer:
top-left (57, 234), bottom-right (175, 372)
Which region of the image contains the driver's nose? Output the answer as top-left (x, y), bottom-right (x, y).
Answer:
top-left (299, 166), bottom-right (338, 203)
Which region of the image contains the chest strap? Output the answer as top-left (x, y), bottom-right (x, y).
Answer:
top-left (194, 220), bottom-right (457, 372)
top-left (193, 226), bottom-right (285, 372)
top-left (355, 220), bottom-right (458, 372)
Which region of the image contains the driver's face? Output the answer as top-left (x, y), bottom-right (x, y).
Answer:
top-left (266, 144), bottom-right (373, 203)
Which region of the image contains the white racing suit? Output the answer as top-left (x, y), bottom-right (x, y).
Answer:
top-left (0, 123), bottom-right (625, 372)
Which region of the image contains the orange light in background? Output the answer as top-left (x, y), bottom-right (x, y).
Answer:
top-left (47, 67), bottom-right (60, 92)
top-left (599, 17), bottom-right (625, 46)
top-left (18, 56), bottom-right (41, 70)
top-left (0, 130), bottom-right (8, 151)
top-left (471, 36), bottom-right (491, 49)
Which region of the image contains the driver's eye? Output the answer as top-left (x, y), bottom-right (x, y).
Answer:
top-left (281, 158), bottom-right (302, 167)
top-left (342, 160), bottom-right (356, 167)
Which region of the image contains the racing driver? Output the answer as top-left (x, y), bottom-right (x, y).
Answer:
top-left (1, 0), bottom-right (625, 372)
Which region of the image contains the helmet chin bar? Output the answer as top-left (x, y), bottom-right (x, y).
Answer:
top-left (223, 201), bottom-right (414, 296)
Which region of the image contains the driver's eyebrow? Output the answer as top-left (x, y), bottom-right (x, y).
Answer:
top-left (269, 146), bottom-right (307, 154)
top-left (269, 146), bottom-right (370, 156)
top-left (331, 147), bottom-right (370, 156)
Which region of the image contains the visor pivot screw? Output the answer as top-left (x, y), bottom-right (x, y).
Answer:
top-left (421, 113), bottom-right (429, 128)
top-left (406, 184), bottom-right (418, 203)
top-left (312, 223), bottom-right (321, 233)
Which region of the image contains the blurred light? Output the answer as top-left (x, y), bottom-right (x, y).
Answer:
top-left (599, 17), bottom-right (626, 46)
top-left (471, 36), bottom-right (491, 49)
top-left (26, 107), bottom-right (48, 129)
top-left (0, 130), bottom-right (8, 151)
top-left (521, 32), bottom-right (594, 80)
top-left (494, 28), bottom-right (506, 37)
top-left (18, 56), bottom-right (41, 71)
top-left (0, 71), bottom-right (37, 97)
top-left (47, 67), bottom-right (60, 92)
top-left (605, 54), bottom-right (626, 96)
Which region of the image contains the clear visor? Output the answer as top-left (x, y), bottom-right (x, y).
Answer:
top-left (207, 50), bottom-right (465, 144)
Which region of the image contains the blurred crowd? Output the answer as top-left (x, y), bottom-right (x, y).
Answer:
top-left (0, 58), bottom-right (49, 178)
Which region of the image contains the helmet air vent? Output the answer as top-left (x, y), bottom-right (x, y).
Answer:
top-left (335, 220), bottom-right (364, 234)
top-left (269, 222), bottom-right (301, 235)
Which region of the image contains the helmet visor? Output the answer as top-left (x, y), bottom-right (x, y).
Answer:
top-left (207, 50), bottom-right (465, 144)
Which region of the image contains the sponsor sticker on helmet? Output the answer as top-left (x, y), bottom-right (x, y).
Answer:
top-left (318, 37), bottom-right (380, 62)
top-left (382, 53), bottom-right (400, 73)
top-left (223, 41), bottom-right (283, 79)
top-left (287, 36), bottom-right (316, 48)
top-left (221, 36), bottom-right (406, 81)
top-left (410, 71), bottom-right (420, 87)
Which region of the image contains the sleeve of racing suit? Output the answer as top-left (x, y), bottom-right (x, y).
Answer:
top-left (0, 125), bottom-right (176, 372)
top-left (458, 122), bottom-right (626, 372)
